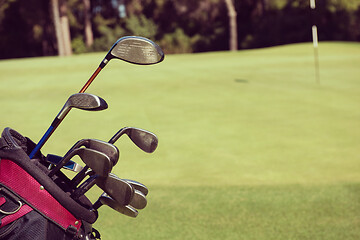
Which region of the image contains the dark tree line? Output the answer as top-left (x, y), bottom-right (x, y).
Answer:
top-left (0, 0), bottom-right (360, 59)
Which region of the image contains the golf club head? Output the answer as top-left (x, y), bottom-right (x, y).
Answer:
top-left (70, 139), bottom-right (119, 165)
top-left (96, 175), bottom-right (134, 206)
top-left (129, 190), bottom-right (147, 210)
top-left (28, 93), bottom-right (108, 159)
top-left (68, 139), bottom-right (119, 188)
top-left (98, 193), bottom-right (138, 218)
top-left (123, 179), bottom-right (149, 196)
top-left (49, 148), bottom-right (112, 177)
top-left (109, 127), bottom-right (158, 153)
top-left (77, 148), bottom-right (113, 177)
top-left (102, 36), bottom-right (164, 66)
top-left (57, 93), bottom-right (108, 120)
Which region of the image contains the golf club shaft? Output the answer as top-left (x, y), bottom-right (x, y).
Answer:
top-left (70, 166), bottom-right (90, 187)
top-left (108, 128), bottom-right (125, 144)
top-left (72, 175), bottom-right (97, 199)
top-left (79, 67), bottom-right (102, 93)
top-left (29, 117), bottom-right (63, 158)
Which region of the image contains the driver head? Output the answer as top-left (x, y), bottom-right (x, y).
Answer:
top-left (106, 36), bottom-right (164, 65)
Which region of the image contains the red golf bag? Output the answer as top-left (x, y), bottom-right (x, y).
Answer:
top-left (0, 127), bottom-right (100, 240)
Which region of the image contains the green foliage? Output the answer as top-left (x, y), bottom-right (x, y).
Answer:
top-left (159, 28), bottom-right (197, 53)
top-left (125, 14), bottom-right (158, 39)
top-left (90, 14), bottom-right (126, 52)
top-left (1, 0), bottom-right (360, 58)
top-left (327, 0), bottom-right (360, 11)
top-left (71, 36), bottom-right (87, 54)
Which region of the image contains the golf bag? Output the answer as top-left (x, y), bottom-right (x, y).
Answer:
top-left (0, 127), bottom-right (100, 240)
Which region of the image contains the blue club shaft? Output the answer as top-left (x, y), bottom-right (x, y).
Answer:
top-left (29, 125), bottom-right (55, 159)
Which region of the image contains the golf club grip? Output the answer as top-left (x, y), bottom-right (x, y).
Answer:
top-left (79, 67), bottom-right (102, 93)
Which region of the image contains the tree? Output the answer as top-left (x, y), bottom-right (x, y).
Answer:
top-left (51, 0), bottom-right (72, 56)
top-left (59, 0), bottom-right (72, 55)
top-left (224, 0), bottom-right (238, 51)
top-left (83, 0), bottom-right (93, 47)
top-left (51, 0), bottom-right (65, 56)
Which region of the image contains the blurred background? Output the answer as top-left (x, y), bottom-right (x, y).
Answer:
top-left (1, 0), bottom-right (360, 58)
top-left (0, 1), bottom-right (360, 240)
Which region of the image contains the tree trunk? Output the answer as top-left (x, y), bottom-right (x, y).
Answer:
top-left (59, 0), bottom-right (72, 56)
top-left (224, 0), bottom-right (237, 51)
top-left (83, 0), bottom-right (93, 47)
top-left (51, 0), bottom-right (65, 56)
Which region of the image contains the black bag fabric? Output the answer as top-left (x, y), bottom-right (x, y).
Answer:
top-left (0, 128), bottom-right (100, 240)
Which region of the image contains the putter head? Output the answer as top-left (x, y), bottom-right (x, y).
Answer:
top-left (58, 93), bottom-right (108, 120)
top-left (109, 127), bottom-right (158, 153)
top-left (102, 36), bottom-right (164, 66)
top-left (70, 139), bottom-right (119, 165)
top-left (99, 193), bottom-right (138, 218)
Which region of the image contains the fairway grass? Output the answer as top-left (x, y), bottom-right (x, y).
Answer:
top-left (0, 42), bottom-right (359, 239)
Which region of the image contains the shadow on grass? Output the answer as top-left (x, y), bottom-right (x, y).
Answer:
top-left (234, 79), bottom-right (249, 83)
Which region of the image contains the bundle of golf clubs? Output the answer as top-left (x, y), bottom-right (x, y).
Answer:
top-left (28, 36), bottom-right (164, 221)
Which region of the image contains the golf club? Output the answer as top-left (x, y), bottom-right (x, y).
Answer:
top-left (47, 127), bottom-right (157, 173)
top-left (67, 139), bottom-right (119, 187)
top-left (48, 148), bottom-right (112, 178)
top-left (129, 189), bottom-right (147, 210)
top-left (93, 192), bottom-right (138, 218)
top-left (79, 36), bottom-right (164, 93)
top-left (123, 179), bottom-right (149, 196)
top-left (109, 127), bottom-right (158, 153)
top-left (29, 93), bottom-right (108, 158)
top-left (72, 173), bottom-right (134, 206)
top-left (109, 174), bottom-right (148, 209)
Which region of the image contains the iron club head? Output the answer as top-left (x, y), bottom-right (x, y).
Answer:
top-left (49, 148), bottom-right (112, 178)
top-left (123, 179), bottom-right (149, 196)
top-left (93, 192), bottom-right (138, 218)
top-left (129, 189), bottom-right (147, 210)
top-left (109, 127), bottom-right (158, 153)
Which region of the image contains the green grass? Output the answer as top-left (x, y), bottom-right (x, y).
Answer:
top-left (0, 42), bottom-right (359, 239)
